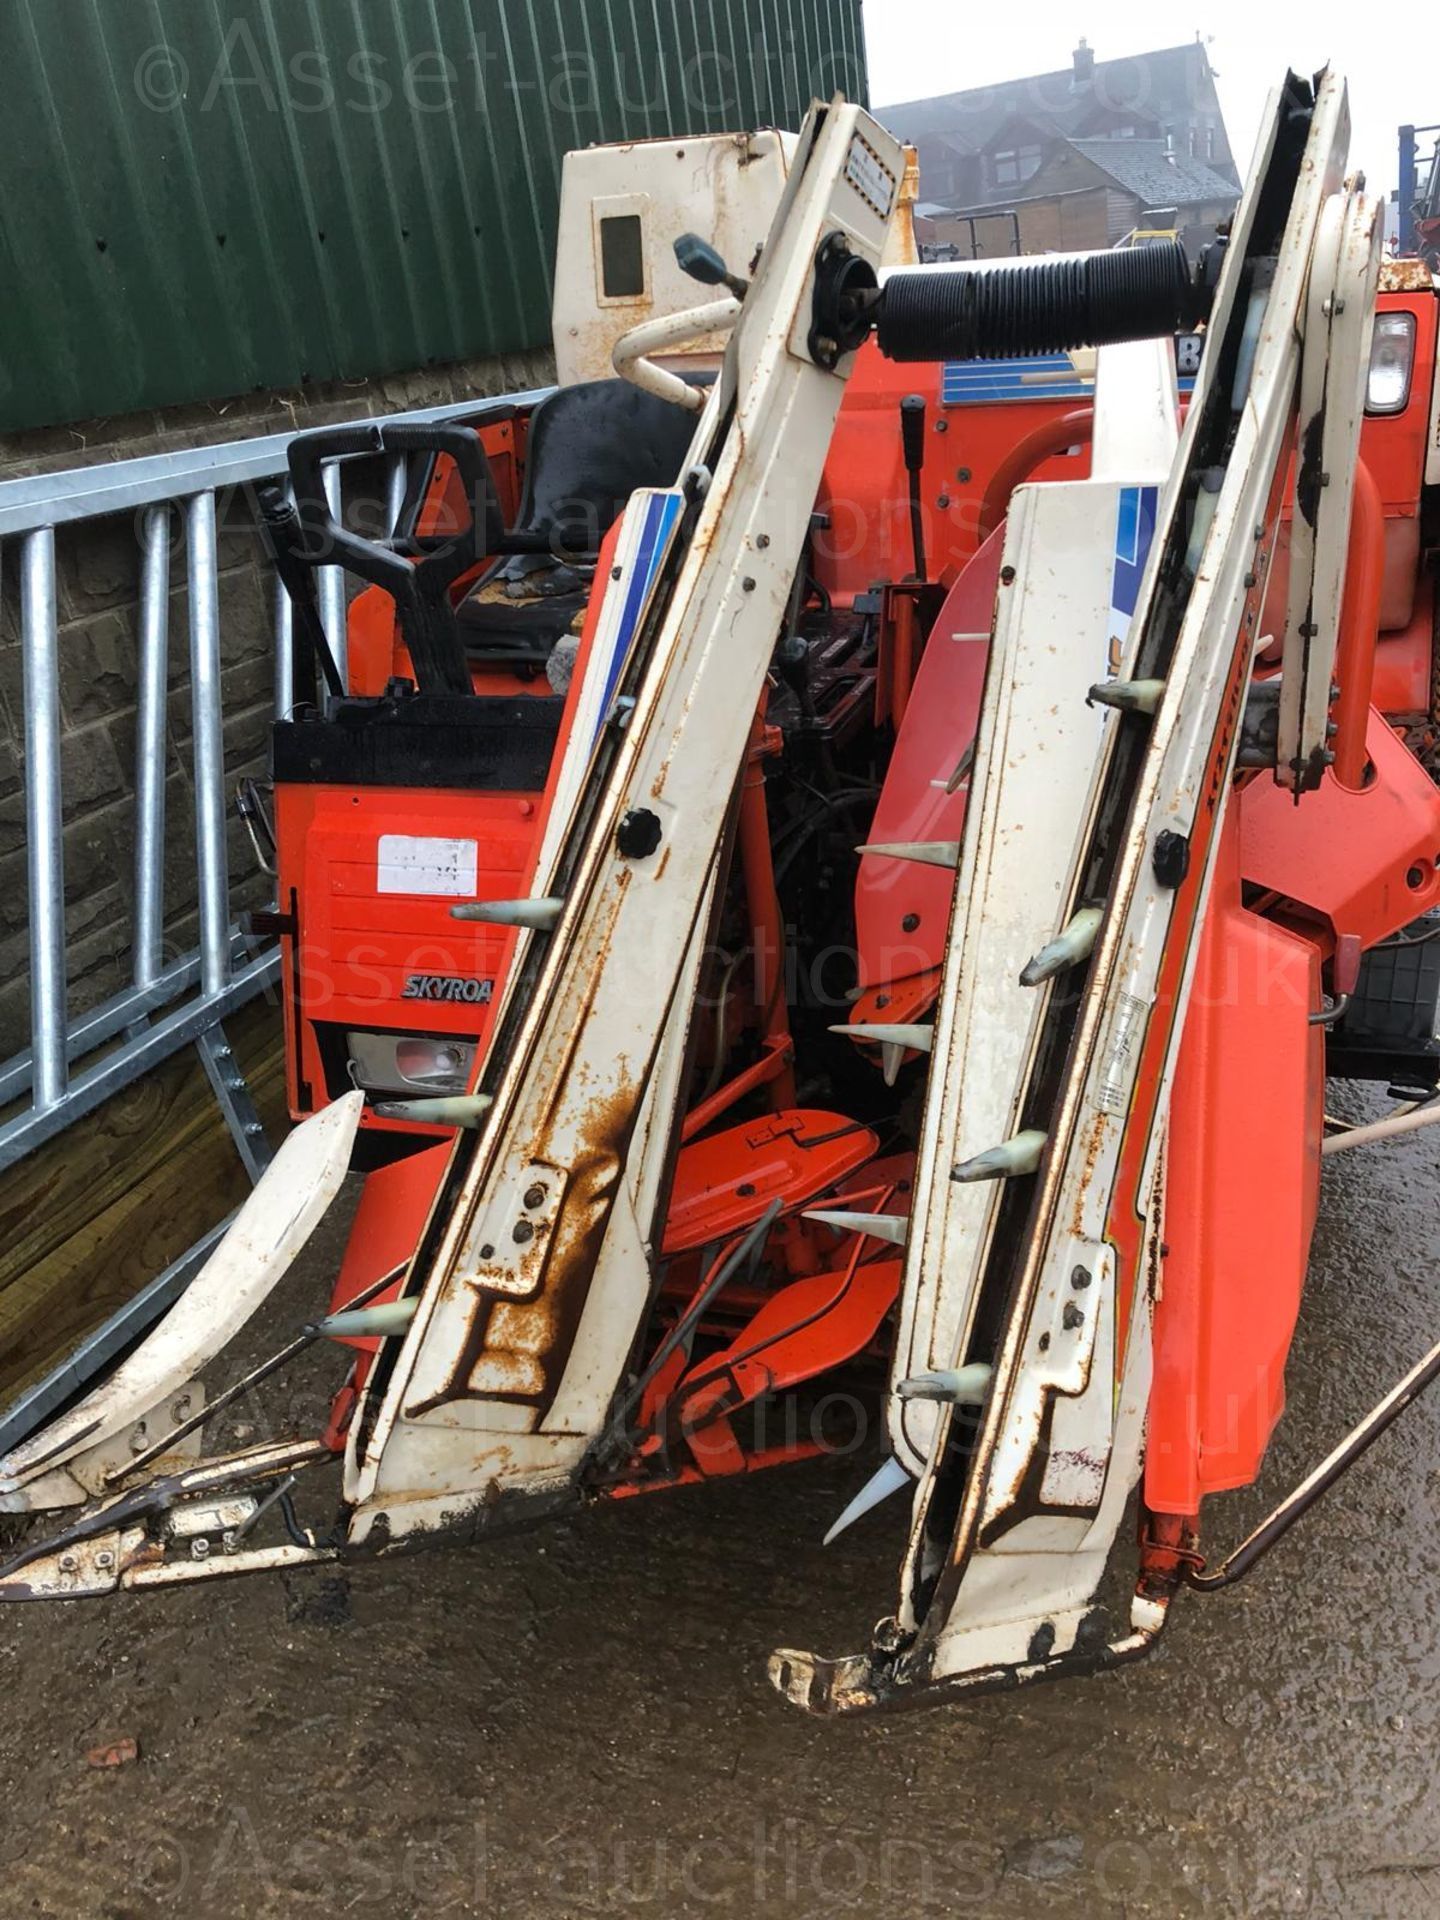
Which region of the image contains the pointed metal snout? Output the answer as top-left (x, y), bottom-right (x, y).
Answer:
top-left (372, 1093), bottom-right (494, 1128)
top-left (1019, 906), bottom-right (1103, 987)
top-left (856, 840), bottom-right (961, 869)
top-left (1087, 678), bottom-right (1165, 716)
top-left (896, 1362), bottom-right (993, 1405)
top-left (836, 1021), bottom-right (934, 1088)
top-left (803, 1208), bottom-right (909, 1248)
top-left (450, 897), bottom-right (564, 931)
top-left (822, 1456), bottom-right (912, 1546)
top-left (310, 1299), bottom-right (419, 1342)
top-left (946, 740), bottom-right (976, 793)
top-left (951, 1129), bottom-right (1047, 1183)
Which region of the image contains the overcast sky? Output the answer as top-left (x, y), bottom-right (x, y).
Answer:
top-left (861, 1), bottom-right (1427, 206)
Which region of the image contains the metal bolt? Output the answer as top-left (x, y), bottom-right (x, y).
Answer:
top-left (756, 533), bottom-right (771, 549)
top-left (1071, 1266), bottom-right (1092, 1290)
top-left (611, 565), bottom-right (623, 581)
top-left (58, 1554), bottom-right (78, 1573)
top-left (191, 1537), bottom-right (210, 1561)
top-left (937, 493), bottom-right (952, 509)
top-left (1063, 1301), bottom-right (1085, 1331)
top-left (95, 1552), bottom-right (114, 1571)
top-left (513, 1219), bottom-right (535, 1245)
top-left (935, 419), bottom-right (949, 434)
top-left (1000, 564), bottom-right (1016, 585)
top-left (478, 1242), bottom-right (495, 1260)
top-left (523, 1184), bottom-right (547, 1210)
top-left (742, 576), bottom-right (757, 592)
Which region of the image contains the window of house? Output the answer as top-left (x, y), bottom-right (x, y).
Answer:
top-left (1207, 127), bottom-right (1217, 161)
top-left (993, 144), bottom-right (1042, 186)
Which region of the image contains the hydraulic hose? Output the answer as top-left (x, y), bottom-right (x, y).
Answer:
top-left (877, 243), bottom-right (1195, 363)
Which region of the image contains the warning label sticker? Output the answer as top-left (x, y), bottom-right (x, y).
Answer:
top-left (1096, 991), bottom-right (1150, 1116)
top-left (377, 834), bottom-right (478, 898)
top-left (845, 134), bottom-right (896, 220)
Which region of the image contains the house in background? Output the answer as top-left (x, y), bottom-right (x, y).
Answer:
top-left (884, 38), bottom-right (1241, 259)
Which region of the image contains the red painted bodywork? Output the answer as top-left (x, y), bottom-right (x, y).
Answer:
top-left (297, 283), bottom-right (1440, 1522)
top-left (1241, 709), bottom-right (1440, 950)
top-left (849, 530), bottom-right (1000, 1035)
top-left (1146, 810), bottom-right (1325, 1513)
top-left (275, 514), bottom-right (622, 1134)
top-left (660, 1111), bottom-right (878, 1257)
top-left (813, 341), bottom-right (1092, 608)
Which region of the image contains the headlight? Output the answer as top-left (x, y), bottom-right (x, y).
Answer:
top-left (347, 1031), bottom-right (476, 1097)
top-left (1366, 311), bottom-right (1416, 415)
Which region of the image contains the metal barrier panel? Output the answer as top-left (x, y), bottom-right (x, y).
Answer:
top-left (0, 386), bottom-right (551, 1174)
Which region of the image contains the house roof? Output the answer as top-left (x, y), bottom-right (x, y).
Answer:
top-left (878, 42), bottom-right (1219, 155)
top-left (1065, 139), bottom-right (1239, 209)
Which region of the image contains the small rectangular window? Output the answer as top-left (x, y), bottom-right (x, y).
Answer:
top-left (599, 214), bottom-right (645, 299)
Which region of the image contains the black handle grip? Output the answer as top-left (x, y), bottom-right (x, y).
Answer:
top-left (900, 394), bottom-right (927, 476)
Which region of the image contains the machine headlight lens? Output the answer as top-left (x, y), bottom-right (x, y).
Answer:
top-left (1366, 311), bottom-right (1415, 415)
top-left (346, 1032), bottom-right (476, 1096)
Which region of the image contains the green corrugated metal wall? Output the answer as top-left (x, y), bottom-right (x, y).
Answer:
top-left (0, 0), bottom-right (868, 433)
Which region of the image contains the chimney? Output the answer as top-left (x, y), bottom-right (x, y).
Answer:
top-left (1072, 38), bottom-right (1095, 82)
top-left (1164, 130), bottom-right (1176, 166)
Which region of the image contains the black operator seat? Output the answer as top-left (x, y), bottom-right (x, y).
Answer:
top-left (457, 377), bottom-right (698, 666)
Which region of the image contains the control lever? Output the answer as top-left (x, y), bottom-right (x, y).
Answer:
top-left (674, 232), bottom-right (751, 301)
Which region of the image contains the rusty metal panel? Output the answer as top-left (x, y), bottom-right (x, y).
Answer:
top-left (0, 0), bottom-right (867, 434)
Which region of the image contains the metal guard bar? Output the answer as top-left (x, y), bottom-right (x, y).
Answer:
top-left (0, 385), bottom-right (553, 1176)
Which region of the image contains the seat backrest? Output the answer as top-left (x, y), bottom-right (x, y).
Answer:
top-left (514, 378), bottom-right (698, 556)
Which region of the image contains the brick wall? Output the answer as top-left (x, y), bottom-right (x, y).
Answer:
top-left (0, 347), bottom-right (554, 1065)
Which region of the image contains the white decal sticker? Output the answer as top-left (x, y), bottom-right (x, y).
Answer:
top-left (844, 134), bottom-right (896, 219)
top-left (1097, 991), bottom-right (1150, 1116)
top-left (377, 835), bottom-right (478, 897)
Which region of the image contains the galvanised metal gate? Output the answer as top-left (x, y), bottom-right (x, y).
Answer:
top-left (0, 386), bottom-right (550, 1445)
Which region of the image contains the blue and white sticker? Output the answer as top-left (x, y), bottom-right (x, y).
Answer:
top-left (941, 337), bottom-right (1202, 409)
top-left (586, 487), bottom-right (684, 747)
top-left (1104, 484), bottom-right (1159, 676)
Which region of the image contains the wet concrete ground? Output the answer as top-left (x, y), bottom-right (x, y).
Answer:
top-left (1, 1089), bottom-right (1438, 1918)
